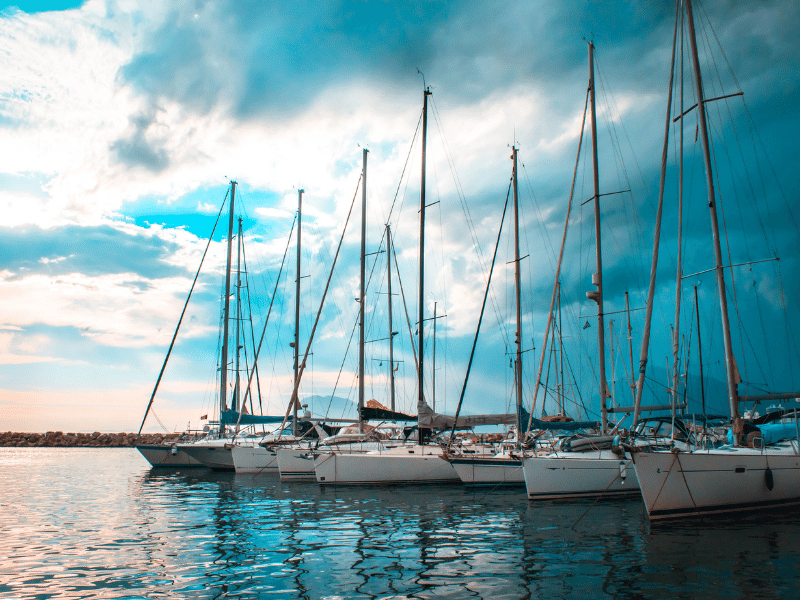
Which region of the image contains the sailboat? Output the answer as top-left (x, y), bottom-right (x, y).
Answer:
top-left (630, 0), bottom-right (800, 520)
top-left (445, 146), bottom-right (528, 486)
top-left (518, 42), bottom-right (645, 500)
top-left (278, 149), bottom-right (421, 482)
top-left (136, 181), bottom-right (290, 468)
top-left (232, 188), bottom-right (308, 475)
top-left (314, 87), bottom-right (520, 486)
top-left (138, 181), bottom-right (289, 470)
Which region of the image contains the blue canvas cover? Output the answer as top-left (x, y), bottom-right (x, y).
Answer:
top-left (726, 422), bottom-right (800, 445)
top-left (220, 410), bottom-right (290, 425)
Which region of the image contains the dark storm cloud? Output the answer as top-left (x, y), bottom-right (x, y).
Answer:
top-left (117, 0), bottom-right (453, 119)
top-left (111, 0), bottom-right (693, 120)
top-left (0, 224), bottom-right (185, 280)
top-left (110, 111), bottom-right (170, 173)
top-left (115, 1), bottom-right (794, 115)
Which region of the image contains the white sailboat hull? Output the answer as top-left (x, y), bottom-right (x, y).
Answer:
top-left (632, 447), bottom-right (800, 520)
top-left (276, 446), bottom-right (317, 481)
top-left (179, 441), bottom-right (235, 471)
top-left (231, 444), bottom-right (279, 474)
top-left (314, 445), bottom-right (461, 486)
top-left (448, 456), bottom-right (525, 486)
top-left (136, 444), bottom-right (205, 468)
top-left (522, 451), bottom-right (639, 500)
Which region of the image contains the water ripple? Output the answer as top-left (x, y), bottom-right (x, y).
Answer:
top-left (2, 448), bottom-right (800, 599)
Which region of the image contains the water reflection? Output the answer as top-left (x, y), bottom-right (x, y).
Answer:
top-left (2, 449), bottom-right (800, 599)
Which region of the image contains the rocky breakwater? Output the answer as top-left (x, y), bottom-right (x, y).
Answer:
top-left (0, 431), bottom-right (186, 447)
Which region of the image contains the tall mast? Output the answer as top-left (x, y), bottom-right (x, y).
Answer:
top-left (358, 148), bottom-right (368, 434)
top-left (685, 0), bottom-right (740, 428)
top-left (418, 87), bottom-right (431, 421)
top-left (632, 0), bottom-right (681, 426)
top-left (671, 4), bottom-right (686, 413)
top-left (386, 223), bottom-right (396, 412)
top-left (586, 42), bottom-right (610, 433)
top-left (293, 189), bottom-right (303, 436)
top-left (219, 180), bottom-right (236, 437)
top-left (512, 146), bottom-right (523, 441)
top-left (235, 217), bottom-right (243, 416)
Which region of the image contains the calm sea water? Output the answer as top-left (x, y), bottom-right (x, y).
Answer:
top-left (0, 448), bottom-right (798, 599)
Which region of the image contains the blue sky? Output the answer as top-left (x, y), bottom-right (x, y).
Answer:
top-left (1, 0), bottom-right (798, 432)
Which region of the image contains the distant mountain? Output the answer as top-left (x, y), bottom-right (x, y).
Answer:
top-left (300, 394), bottom-right (359, 420)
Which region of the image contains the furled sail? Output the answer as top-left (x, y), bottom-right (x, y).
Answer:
top-left (417, 401), bottom-right (526, 431)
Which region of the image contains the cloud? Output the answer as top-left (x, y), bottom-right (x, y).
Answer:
top-left (0, 331), bottom-right (61, 365)
top-left (256, 207), bottom-right (293, 220)
top-left (110, 108), bottom-right (171, 173)
top-left (0, 0), bottom-right (798, 432)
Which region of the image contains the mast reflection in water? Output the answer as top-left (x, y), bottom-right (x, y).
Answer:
top-left (0, 448), bottom-right (798, 599)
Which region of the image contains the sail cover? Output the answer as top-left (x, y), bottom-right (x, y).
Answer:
top-left (220, 410), bottom-right (289, 425)
top-left (417, 402), bottom-right (522, 431)
top-left (359, 400), bottom-right (533, 432)
top-left (359, 406), bottom-right (417, 422)
top-left (527, 416), bottom-right (601, 431)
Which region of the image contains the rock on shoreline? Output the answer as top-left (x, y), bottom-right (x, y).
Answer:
top-left (0, 431), bottom-right (192, 447)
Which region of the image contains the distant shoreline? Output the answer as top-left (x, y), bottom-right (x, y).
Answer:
top-left (0, 431), bottom-right (191, 448)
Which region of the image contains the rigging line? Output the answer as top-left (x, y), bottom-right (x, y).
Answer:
top-left (517, 166), bottom-right (545, 358)
top-left (428, 98), bottom-right (471, 237)
top-left (679, 287), bottom-right (697, 403)
top-left (277, 175), bottom-right (362, 436)
top-left (238, 214), bottom-right (297, 423)
top-left (241, 241), bottom-right (265, 415)
top-left (391, 238), bottom-right (421, 384)
top-left (324, 306), bottom-right (360, 421)
top-left (594, 54), bottom-right (646, 189)
top-left (776, 261), bottom-right (799, 390)
top-left (149, 409), bottom-right (170, 434)
top-left (706, 108), bottom-right (749, 387)
top-left (698, 26), bottom-right (767, 258)
top-left (594, 61), bottom-right (648, 289)
top-left (387, 111), bottom-right (423, 225)
top-left (267, 248), bottom-right (292, 408)
top-left (447, 184), bottom-right (511, 447)
top-left (212, 270), bottom-right (225, 423)
top-left (750, 276), bottom-right (773, 389)
top-left (485, 179), bottom-right (515, 349)
top-left (137, 190), bottom-right (228, 436)
top-left (527, 87), bottom-right (589, 429)
top-left (560, 340), bottom-right (589, 420)
top-left (704, 103), bottom-right (774, 383)
top-left (633, 0), bottom-right (680, 425)
top-left (429, 98), bottom-right (496, 295)
top-left (741, 103), bottom-right (797, 228)
top-left (594, 56), bottom-right (650, 250)
top-left (695, 0), bottom-right (741, 91)
top-left (724, 279), bottom-right (769, 389)
top-left (434, 182), bottom-right (450, 365)
top-left (704, 56), bottom-right (774, 252)
top-left (345, 225), bottom-right (393, 415)
top-left (520, 162), bottom-right (559, 277)
top-left (541, 322), bottom-right (554, 415)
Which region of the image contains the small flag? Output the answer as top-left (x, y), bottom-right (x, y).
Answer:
top-left (583, 321), bottom-right (591, 329)
top-left (200, 414), bottom-right (208, 420)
